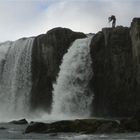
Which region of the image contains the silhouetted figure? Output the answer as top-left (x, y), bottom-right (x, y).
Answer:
top-left (108, 15), bottom-right (116, 28)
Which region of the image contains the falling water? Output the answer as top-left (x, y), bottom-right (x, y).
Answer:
top-left (0, 41), bottom-right (13, 80)
top-left (0, 38), bottom-right (34, 118)
top-left (52, 37), bottom-right (93, 117)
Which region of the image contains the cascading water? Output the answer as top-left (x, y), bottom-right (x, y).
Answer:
top-left (0, 41), bottom-right (13, 81)
top-left (0, 38), bottom-right (34, 119)
top-left (52, 37), bottom-right (93, 117)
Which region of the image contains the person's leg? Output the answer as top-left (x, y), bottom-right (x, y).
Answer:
top-left (112, 21), bottom-right (115, 28)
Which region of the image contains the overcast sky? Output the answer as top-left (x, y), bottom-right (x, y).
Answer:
top-left (0, 0), bottom-right (140, 42)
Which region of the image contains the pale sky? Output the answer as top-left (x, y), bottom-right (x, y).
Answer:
top-left (0, 0), bottom-right (140, 42)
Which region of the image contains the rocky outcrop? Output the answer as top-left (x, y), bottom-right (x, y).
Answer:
top-left (25, 122), bottom-right (47, 133)
top-left (9, 119), bottom-right (28, 125)
top-left (90, 18), bottom-right (140, 117)
top-left (25, 117), bottom-right (140, 134)
top-left (31, 27), bottom-right (86, 112)
top-left (130, 18), bottom-right (140, 85)
top-left (25, 119), bottom-right (121, 134)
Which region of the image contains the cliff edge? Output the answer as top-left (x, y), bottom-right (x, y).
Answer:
top-left (90, 18), bottom-right (140, 117)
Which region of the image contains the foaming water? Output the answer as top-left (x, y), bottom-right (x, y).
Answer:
top-left (0, 38), bottom-right (34, 119)
top-left (52, 37), bottom-right (93, 117)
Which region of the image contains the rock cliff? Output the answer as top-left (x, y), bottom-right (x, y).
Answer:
top-left (90, 18), bottom-right (140, 117)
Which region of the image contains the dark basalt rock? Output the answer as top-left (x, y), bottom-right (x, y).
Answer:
top-left (31, 27), bottom-right (86, 112)
top-left (0, 127), bottom-right (6, 130)
top-left (25, 122), bottom-right (47, 133)
top-left (95, 121), bottom-right (121, 133)
top-left (90, 18), bottom-right (140, 117)
top-left (132, 109), bottom-right (140, 121)
top-left (120, 118), bottom-right (140, 132)
top-left (24, 119), bottom-right (123, 134)
top-left (25, 117), bottom-right (140, 134)
top-left (9, 119), bottom-right (28, 125)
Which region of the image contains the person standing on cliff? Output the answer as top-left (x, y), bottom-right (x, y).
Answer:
top-left (108, 15), bottom-right (116, 28)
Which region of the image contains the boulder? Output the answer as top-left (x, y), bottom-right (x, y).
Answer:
top-left (9, 119), bottom-right (28, 125)
top-left (0, 127), bottom-right (6, 130)
top-left (25, 122), bottom-right (47, 133)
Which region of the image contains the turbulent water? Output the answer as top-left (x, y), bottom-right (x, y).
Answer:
top-left (52, 37), bottom-right (93, 117)
top-left (0, 38), bottom-right (34, 119)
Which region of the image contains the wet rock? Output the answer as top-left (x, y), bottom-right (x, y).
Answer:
top-left (25, 119), bottom-right (123, 134)
top-left (95, 121), bottom-right (121, 133)
top-left (0, 127), bottom-right (6, 130)
top-left (49, 133), bottom-right (58, 136)
top-left (25, 122), bottom-right (47, 133)
top-left (132, 108), bottom-right (140, 121)
top-left (120, 118), bottom-right (140, 132)
top-left (9, 119), bottom-right (28, 125)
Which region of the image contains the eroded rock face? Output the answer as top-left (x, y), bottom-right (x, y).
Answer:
top-left (130, 18), bottom-right (140, 85)
top-left (31, 27), bottom-right (86, 112)
top-left (90, 18), bottom-right (140, 117)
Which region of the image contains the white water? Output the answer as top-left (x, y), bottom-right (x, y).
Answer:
top-left (0, 41), bottom-right (13, 80)
top-left (0, 41), bottom-right (13, 60)
top-left (52, 37), bottom-right (93, 117)
top-left (0, 38), bottom-right (34, 120)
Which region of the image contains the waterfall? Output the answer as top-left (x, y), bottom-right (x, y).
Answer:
top-left (0, 38), bottom-right (34, 119)
top-left (0, 41), bottom-right (13, 81)
top-left (52, 37), bottom-right (93, 117)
